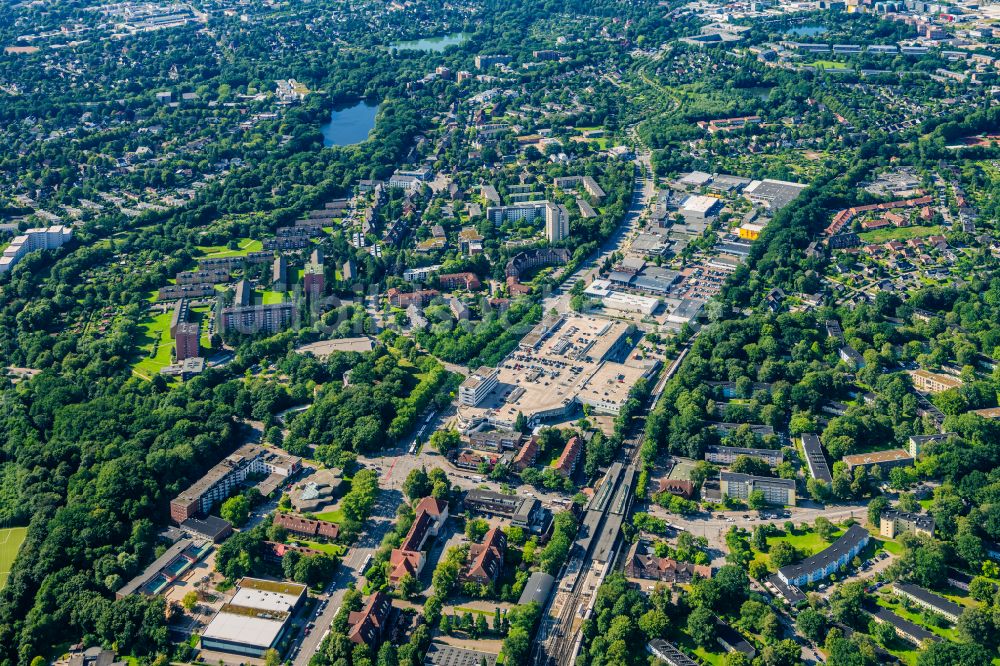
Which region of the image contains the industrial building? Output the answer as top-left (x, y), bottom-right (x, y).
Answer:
top-left (200, 578), bottom-right (306, 657)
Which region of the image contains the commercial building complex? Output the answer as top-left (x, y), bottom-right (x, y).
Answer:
top-left (719, 472), bottom-right (796, 506)
top-left (200, 578), bottom-right (306, 657)
top-left (459, 366), bottom-right (500, 407)
top-left (777, 525), bottom-right (870, 587)
top-left (457, 314), bottom-right (658, 432)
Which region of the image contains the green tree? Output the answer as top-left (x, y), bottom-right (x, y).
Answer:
top-left (220, 494), bottom-right (251, 527)
top-left (181, 590), bottom-right (198, 612)
top-left (747, 489), bottom-right (767, 511)
top-left (687, 606), bottom-right (717, 648)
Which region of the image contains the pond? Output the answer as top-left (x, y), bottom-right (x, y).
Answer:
top-left (391, 32), bottom-right (470, 52)
top-left (320, 101), bottom-right (379, 147)
top-left (787, 25), bottom-right (829, 37)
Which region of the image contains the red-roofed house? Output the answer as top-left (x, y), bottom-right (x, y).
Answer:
top-left (388, 500), bottom-right (449, 586)
top-left (462, 527), bottom-right (507, 585)
top-left (274, 512), bottom-right (340, 540)
top-left (554, 436), bottom-right (583, 477)
top-left (513, 436), bottom-right (539, 471)
top-left (439, 272), bottom-right (482, 291)
top-left (348, 591), bottom-right (393, 648)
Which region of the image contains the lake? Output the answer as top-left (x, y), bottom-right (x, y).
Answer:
top-left (320, 101), bottom-right (379, 147)
top-left (787, 25), bottom-right (828, 37)
top-left (391, 32), bottom-right (470, 52)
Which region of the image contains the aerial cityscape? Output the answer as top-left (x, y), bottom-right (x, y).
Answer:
top-left (1, 0), bottom-right (1000, 665)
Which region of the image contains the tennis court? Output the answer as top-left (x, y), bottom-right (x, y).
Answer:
top-left (0, 527), bottom-right (27, 590)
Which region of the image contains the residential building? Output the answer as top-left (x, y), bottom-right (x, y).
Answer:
top-left (908, 433), bottom-right (954, 458)
top-left (554, 436), bottom-right (583, 476)
top-left (387, 288), bottom-right (439, 308)
top-left (273, 512), bottom-right (340, 540)
top-left (838, 345), bottom-right (865, 367)
top-left (777, 525), bottom-right (870, 587)
top-left (0, 225), bottom-right (73, 274)
top-left (719, 472), bottom-right (796, 506)
top-left (892, 582), bottom-right (963, 623)
top-left (169, 445), bottom-right (301, 523)
top-left (347, 591), bottom-right (393, 648)
top-left (513, 436), bottom-right (539, 470)
top-left (704, 445), bottom-right (782, 467)
top-left (459, 366), bottom-right (499, 407)
top-left (474, 54), bottom-right (512, 69)
top-left (801, 433), bottom-right (833, 484)
top-left (439, 272), bottom-right (482, 291)
top-left (545, 202), bottom-right (569, 242)
top-left (61, 647), bottom-right (126, 666)
top-left (880, 509), bottom-right (934, 539)
top-left (220, 303), bottom-right (295, 336)
top-left (462, 527), bottom-right (506, 585)
top-left (909, 369), bottom-right (963, 393)
top-left (174, 321), bottom-right (200, 361)
top-left (200, 578), bottom-right (306, 657)
top-left (303, 259), bottom-right (325, 298)
top-left (841, 449), bottom-right (913, 473)
top-left (626, 540), bottom-right (712, 582)
top-left (870, 608), bottom-right (940, 646)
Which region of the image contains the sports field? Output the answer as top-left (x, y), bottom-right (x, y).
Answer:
top-left (0, 527), bottom-right (28, 590)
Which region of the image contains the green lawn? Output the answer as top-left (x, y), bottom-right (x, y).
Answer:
top-left (131, 311), bottom-right (177, 379)
top-left (0, 527), bottom-right (28, 590)
top-left (195, 238), bottom-right (263, 258)
top-left (262, 290), bottom-right (286, 305)
top-left (807, 60), bottom-right (849, 69)
top-left (752, 526), bottom-right (846, 570)
top-left (857, 224), bottom-right (944, 244)
top-left (313, 509), bottom-right (346, 524)
top-left (289, 539), bottom-right (346, 556)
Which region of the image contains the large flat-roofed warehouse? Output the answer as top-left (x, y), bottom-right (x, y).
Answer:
top-left (457, 314), bottom-right (659, 432)
top-left (200, 578), bottom-right (306, 656)
top-left (743, 179), bottom-right (807, 211)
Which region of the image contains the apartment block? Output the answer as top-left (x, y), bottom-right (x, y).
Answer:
top-left (719, 472), bottom-right (795, 506)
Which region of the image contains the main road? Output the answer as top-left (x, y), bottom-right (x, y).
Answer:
top-left (544, 149), bottom-right (654, 314)
top-left (292, 489), bottom-right (399, 666)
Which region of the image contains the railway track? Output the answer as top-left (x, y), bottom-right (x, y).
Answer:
top-left (530, 334), bottom-right (696, 666)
